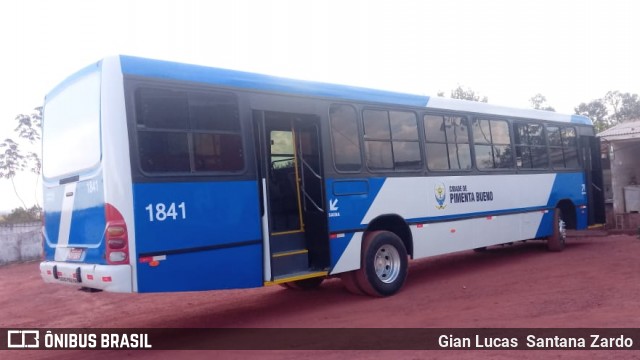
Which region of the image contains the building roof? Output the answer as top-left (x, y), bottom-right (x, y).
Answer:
top-left (597, 120), bottom-right (640, 141)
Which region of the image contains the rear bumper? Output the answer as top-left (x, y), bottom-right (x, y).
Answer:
top-left (40, 261), bottom-right (133, 293)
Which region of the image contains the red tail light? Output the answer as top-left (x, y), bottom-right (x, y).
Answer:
top-left (105, 203), bottom-right (129, 264)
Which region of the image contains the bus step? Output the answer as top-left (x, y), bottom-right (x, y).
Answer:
top-left (267, 270), bottom-right (329, 285)
top-left (269, 231), bottom-right (306, 253)
top-left (271, 249), bottom-right (309, 276)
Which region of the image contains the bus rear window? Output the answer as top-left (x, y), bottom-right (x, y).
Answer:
top-left (42, 69), bottom-right (101, 179)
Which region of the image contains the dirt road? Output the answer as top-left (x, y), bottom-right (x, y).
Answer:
top-left (1, 232), bottom-right (639, 359)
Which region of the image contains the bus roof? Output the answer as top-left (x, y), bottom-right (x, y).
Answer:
top-left (118, 55), bottom-right (591, 125)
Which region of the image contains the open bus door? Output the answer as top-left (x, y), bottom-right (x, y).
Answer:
top-left (253, 111), bottom-right (330, 286)
top-left (581, 136), bottom-right (606, 225)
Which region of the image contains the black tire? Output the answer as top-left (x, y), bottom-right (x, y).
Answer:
top-left (547, 208), bottom-right (566, 252)
top-left (282, 277), bottom-right (325, 290)
top-left (354, 231), bottom-right (408, 297)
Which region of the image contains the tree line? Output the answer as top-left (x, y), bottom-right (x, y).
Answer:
top-left (1, 87), bottom-right (639, 223)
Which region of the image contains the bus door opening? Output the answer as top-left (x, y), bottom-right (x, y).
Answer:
top-left (254, 111), bottom-right (330, 282)
top-left (581, 136), bottom-right (606, 225)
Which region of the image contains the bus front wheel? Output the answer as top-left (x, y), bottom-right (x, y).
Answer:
top-left (354, 231), bottom-right (408, 297)
top-left (547, 208), bottom-right (566, 252)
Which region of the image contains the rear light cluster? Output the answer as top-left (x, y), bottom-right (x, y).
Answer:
top-left (105, 203), bottom-right (129, 264)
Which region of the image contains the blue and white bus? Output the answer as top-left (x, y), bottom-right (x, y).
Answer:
top-left (40, 56), bottom-right (605, 296)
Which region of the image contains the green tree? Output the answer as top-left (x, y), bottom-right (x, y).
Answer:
top-left (0, 107), bottom-right (42, 210)
top-left (0, 205), bottom-right (41, 224)
top-left (575, 99), bottom-right (609, 133)
top-left (601, 91), bottom-right (640, 126)
top-left (529, 93), bottom-right (555, 112)
top-left (439, 85), bottom-right (488, 102)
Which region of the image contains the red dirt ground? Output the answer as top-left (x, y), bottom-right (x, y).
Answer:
top-left (1, 232), bottom-right (639, 359)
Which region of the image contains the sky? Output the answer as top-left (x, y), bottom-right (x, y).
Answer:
top-left (0, 0), bottom-right (638, 211)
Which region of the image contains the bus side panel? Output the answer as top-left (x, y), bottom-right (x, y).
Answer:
top-left (137, 244), bottom-right (263, 292)
top-left (132, 180), bottom-right (263, 292)
top-left (547, 172), bottom-right (589, 230)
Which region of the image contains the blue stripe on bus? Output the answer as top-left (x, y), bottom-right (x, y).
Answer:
top-left (326, 177), bottom-right (386, 232)
top-left (547, 172), bottom-right (586, 206)
top-left (571, 115), bottom-right (592, 125)
top-left (119, 56), bottom-right (430, 107)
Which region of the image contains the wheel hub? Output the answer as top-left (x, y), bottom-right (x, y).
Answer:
top-left (374, 245), bottom-right (401, 284)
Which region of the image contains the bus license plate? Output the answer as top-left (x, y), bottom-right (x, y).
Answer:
top-left (67, 248), bottom-right (84, 261)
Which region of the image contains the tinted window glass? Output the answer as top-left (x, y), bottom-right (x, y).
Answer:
top-left (363, 110), bottom-right (390, 139)
top-left (138, 132), bottom-right (190, 172)
top-left (189, 92), bottom-right (240, 131)
top-left (136, 88), bottom-right (188, 129)
top-left (473, 119), bottom-right (492, 144)
top-left (473, 119), bottom-right (513, 169)
top-left (390, 111), bottom-right (418, 140)
top-left (547, 125), bottom-right (579, 169)
top-left (393, 142), bottom-right (421, 169)
top-left (547, 126), bottom-right (562, 146)
top-left (448, 143), bottom-right (472, 170)
top-left (491, 120), bottom-right (511, 144)
top-left (135, 87), bottom-right (243, 174)
top-left (426, 143), bottom-right (449, 170)
top-left (424, 114), bottom-right (471, 171)
top-left (424, 115), bottom-right (446, 142)
top-left (514, 122), bottom-right (548, 169)
top-left (363, 109), bottom-right (421, 171)
top-left (365, 141), bottom-right (393, 170)
top-left (194, 133), bottom-right (243, 172)
top-left (329, 104), bottom-right (362, 172)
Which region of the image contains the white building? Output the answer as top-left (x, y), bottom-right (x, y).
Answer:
top-left (597, 120), bottom-right (640, 229)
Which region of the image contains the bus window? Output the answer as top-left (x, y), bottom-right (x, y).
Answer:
top-left (363, 110), bottom-right (393, 170)
top-left (562, 127), bottom-right (579, 168)
top-left (329, 104), bottom-right (362, 172)
top-left (424, 114), bottom-right (471, 170)
top-left (136, 88), bottom-right (189, 129)
top-left (514, 122), bottom-right (549, 169)
top-left (547, 126), bottom-right (579, 169)
top-left (473, 119), bottom-right (514, 169)
top-left (138, 131), bottom-right (190, 172)
top-left (363, 109), bottom-right (422, 171)
top-left (42, 69), bottom-right (101, 179)
top-left (135, 87), bottom-right (243, 174)
top-left (390, 111), bottom-right (421, 170)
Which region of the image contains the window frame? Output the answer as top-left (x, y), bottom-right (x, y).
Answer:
top-left (472, 118), bottom-right (515, 171)
top-left (423, 112), bottom-right (473, 172)
top-left (513, 121), bottom-right (550, 170)
top-left (328, 103), bottom-right (363, 173)
top-left (361, 107), bottom-right (423, 172)
top-left (133, 85), bottom-right (246, 176)
top-left (546, 124), bottom-right (580, 170)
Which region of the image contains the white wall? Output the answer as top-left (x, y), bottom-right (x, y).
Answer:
top-left (0, 223), bottom-right (41, 265)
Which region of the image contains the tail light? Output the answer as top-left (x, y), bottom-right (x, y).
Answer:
top-left (105, 204), bottom-right (129, 264)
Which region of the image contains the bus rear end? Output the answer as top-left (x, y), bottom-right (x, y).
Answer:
top-left (40, 59), bottom-right (133, 293)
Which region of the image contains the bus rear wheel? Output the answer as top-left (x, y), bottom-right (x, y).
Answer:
top-left (547, 208), bottom-right (566, 252)
top-left (354, 231), bottom-right (408, 297)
